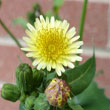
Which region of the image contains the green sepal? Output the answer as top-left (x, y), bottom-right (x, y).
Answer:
top-left (1, 83), bottom-right (20, 102)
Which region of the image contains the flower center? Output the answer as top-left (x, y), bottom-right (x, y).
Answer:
top-left (48, 45), bottom-right (55, 52)
top-left (36, 27), bottom-right (69, 62)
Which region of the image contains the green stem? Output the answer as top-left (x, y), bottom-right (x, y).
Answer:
top-left (79, 0), bottom-right (88, 41)
top-left (0, 19), bottom-right (23, 48)
top-left (0, 19), bottom-right (33, 61)
top-left (75, 0), bottom-right (88, 66)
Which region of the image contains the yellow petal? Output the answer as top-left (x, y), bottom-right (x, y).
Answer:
top-left (21, 48), bottom-right (32, 51)
top-left (26, 52), bottom-right (35, 57)
top-left (32, 59), bottom-right (41, 66)
top-left (40, 15), bottom-right (45, 24)
top-left (47, 63), bottom-right (51, 71)
top-left (66, 27), bottom-right (76, 38)
top-left (27, 23), bottom-right (35, 31)
top-left (35, 18), bottom-right (41, 29)
top-left (46, 17), bottom-right (49, 24)
top-left (61, 20), bottom-right (69, 33)
top-left (70, 36), bottom-right (80, 43)
top-left (56, 68), bottom-right (62, 76)
top-left (67, 62), bottom-right (74, 68)
top-left (50, 16), bottom-right (55, 27)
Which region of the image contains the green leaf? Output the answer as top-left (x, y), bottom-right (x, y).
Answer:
top-left (53, 0), bottom-right (64, 8)
top-left (34, 93), bottom-right (50, 110)
top-left (46, 72), bottom-right (56, 82)
top-left (68, 98), bottom-right (84, 110)
top-left (27, 11), bottom-right (36, 25)
top-left (32, 3), bottom-right (40, 12)
top-left (19, 102), bottom-right (25, 110)
top-left (54, 14), bottom-right (61, 20)
top-left (53, 0), bottom-right (64, 14)
top-left (74, 82), bottom-right (110, 110)
top-left (26, 3), bottom-right (42, 25)
top-left (45, 11), bottom-right (53, 19)
top-left (64, 55), bottom-right (96, 95)
top-left (12, 17), bottom-right (27, 29)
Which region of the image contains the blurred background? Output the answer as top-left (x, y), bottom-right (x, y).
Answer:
top-left (0, 0), bottom-right (110, 110)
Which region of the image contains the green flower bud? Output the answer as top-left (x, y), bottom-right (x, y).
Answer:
top-left (32, 68), bottom-right (44, 89)
top-left (31, 91), bottom-right (39, 97)
top-left (16, 63), bottom-right (33, 93)
top-left (45, 78), bottom-right (70, 107)
top-left (19, 93), bottom-right (28, 103)
top-left (1, 83), bottom-right (20, 102)
top-left (25, 96), bottom-right (36, 110)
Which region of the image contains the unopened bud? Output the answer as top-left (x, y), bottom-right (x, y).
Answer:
top-left (1, 83), bottom-right (20, 102)
top-left (16, 63), bottom-right (33, 93)
top-left (32, 68), bottom-right (44, 89)
top-left (45, 78), bottom-right (70, 107)
top-left (25, 96), bottom-right (36, 110)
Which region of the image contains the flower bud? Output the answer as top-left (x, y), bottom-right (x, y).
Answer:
top-left (25, 96), bottom-right (36, 110)
top-left (19, 93), bottom-right (28, 103)
top-left (31, 91), bottom-right (39, 97)
top-left (16, 63), bottom-right (33, 93)
top-left (1, 83), bottom-right (20, 102)
top-left (45, 78), bottom-right (70, 107)
top-left (32, 68), bottom-right (44, 89)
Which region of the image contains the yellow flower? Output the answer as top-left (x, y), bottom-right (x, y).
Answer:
top-left (21, 15), bottom-right (83, 76)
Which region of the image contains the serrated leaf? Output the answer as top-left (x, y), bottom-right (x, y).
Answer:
top-left (12, 17), bottom-right (27, 29)
top-left (34, 93), bottom-right (50, 110)
top-left (64, 55), bottom-right (96, 95)
top-left (74, 82), bottom-right (110, 110)
top-left (68, 98), bottom-right (84, 110)
top-left (19, 102), bottom-right (25, 110)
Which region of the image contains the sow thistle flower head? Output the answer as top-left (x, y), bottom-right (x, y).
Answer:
top-left (21, 15), bottom-right (83, 76)
top-left (45, 78), bottom-right (70, 107)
